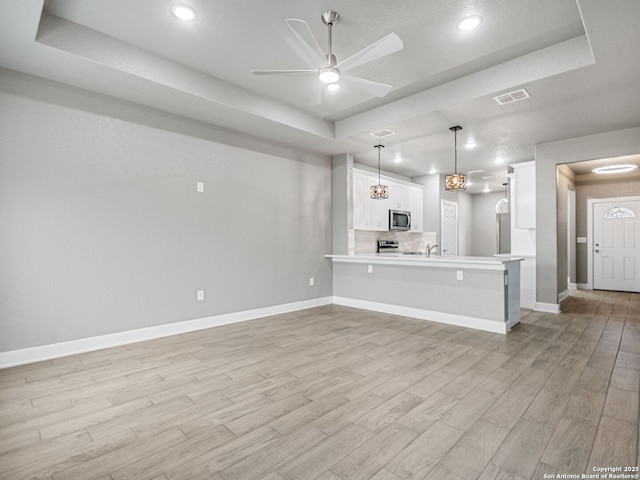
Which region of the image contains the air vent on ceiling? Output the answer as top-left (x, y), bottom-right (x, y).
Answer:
top-left (370, 128), bottom-right (396, 138)
top-left (481, 175), bottom-right (496, 180)
top-left (467, 169), bottom-right (485, 174)
top-left (494, 88), bottom-right (530, 105)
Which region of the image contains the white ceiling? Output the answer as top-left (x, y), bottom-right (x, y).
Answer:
top-left (565, 154), bottom-right (640, 178)
top-left (1, 0), bottom-right (639, 193)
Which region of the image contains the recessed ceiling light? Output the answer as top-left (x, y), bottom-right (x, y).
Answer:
top-left (483, 187), bottom-right (491, 193)
top-left (457, 15), bottom-right (482, 31)
top-left (466, 182), bottom-right (474, 187)
top-left (495, 158), bottom-right (504, 164)
top-left (393, 157), bottom-right (403, 163)
top-left (429, 168), bottom-right (437, 175)
top-left (327, 83), bottom-right (340, 92)
top-left (592, 164), bottom-right (637, 174)
top-left (465, 142), bottom-right (477, 149)
top-left (171, 4), bottom-right (197, 21)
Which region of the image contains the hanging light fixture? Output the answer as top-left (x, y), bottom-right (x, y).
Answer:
top-left (445, 126), bottom-right (467, 191)
top-left (495, 182), bottom-right (510, 214)
top-left (371, 145), bottom-right (389, 199)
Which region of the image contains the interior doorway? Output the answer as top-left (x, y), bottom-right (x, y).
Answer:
top-left (567, 187), bottom-right (576, 288)
top-left (588, 196), bottom-right (640, 293)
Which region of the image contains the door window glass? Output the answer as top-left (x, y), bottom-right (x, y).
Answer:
top-left (604, 207), bottom-right (636, 219)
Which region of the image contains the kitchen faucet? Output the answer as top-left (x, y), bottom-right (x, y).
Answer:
top-left (427, 244), bottom-right (439, 258)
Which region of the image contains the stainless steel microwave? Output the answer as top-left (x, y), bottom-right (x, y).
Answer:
top-left (389, 209), bottom-right (411, 231)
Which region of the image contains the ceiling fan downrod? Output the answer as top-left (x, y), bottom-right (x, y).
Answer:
top-left (319, 11), bottom-right (340, 83)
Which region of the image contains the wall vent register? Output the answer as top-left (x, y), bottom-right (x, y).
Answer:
top-left (494, 88), bottom-right (530, 105)
top-left (370, 128), bottom-right (396, 138)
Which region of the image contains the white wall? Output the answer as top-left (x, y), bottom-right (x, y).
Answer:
top-left (471, 192), bottom-right (505, 256)
top-left (457, 191), bottom-right (473, 256)
top-left (0, 70), bottom-right (332, 352)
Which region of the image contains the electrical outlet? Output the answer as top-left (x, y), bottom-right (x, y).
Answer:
top-left (456, 270), bottom-right (463, 281)
top-left (197, 289), bottom-right (205, 301)
top-left (368, 265), bottom-right (373, 274)
top-left (196, 182), bottom-right (204, 193)
top-left (309, 277), bottom-right (315, 286)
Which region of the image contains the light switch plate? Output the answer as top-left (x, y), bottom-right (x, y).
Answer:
top-left (456, 270), bottom-right (463, 281)
top-left (197, 290), bottom-right (205, 301)
top-left (196, 182), bottom-right (204, 193)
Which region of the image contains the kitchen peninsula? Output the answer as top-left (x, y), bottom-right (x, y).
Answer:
top-left (327, 254), bottom-right (522, 334)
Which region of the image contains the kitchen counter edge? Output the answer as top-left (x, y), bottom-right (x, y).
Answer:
top-left (326, 254), bottom-right (523, 271)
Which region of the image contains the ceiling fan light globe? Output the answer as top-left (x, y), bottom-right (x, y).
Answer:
top-left (319, 68), bottom-right (340, 84)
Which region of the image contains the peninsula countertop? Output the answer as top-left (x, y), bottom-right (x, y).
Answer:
top-left (326, 253), bottom-right (523, 271)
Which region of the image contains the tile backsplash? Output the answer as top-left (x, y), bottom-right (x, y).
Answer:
top-left (354, 230), bottom-right (437, 254)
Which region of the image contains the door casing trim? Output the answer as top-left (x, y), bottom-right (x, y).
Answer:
top-left (587, 195), bottom-right (640, 291)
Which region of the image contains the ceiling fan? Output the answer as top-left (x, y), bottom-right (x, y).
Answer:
top-left (252, 11), bottom-right (403, 105)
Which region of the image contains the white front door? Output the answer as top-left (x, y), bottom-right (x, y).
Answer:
top-left (593, 199), bottom-right (640, 292)
top-left (441, 200), bottom-right (458, 256)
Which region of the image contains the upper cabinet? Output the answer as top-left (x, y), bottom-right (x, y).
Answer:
top-left (408, 186), bottom-right (424, 232)
top-left (512, 161), bottom-right (536, 229)
top-left (352, 171), bottom-right (369, 230)
top-left (352, 168), bottom-right (423, 232)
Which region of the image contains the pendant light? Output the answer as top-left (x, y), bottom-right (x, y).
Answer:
top-left (495, 182), bottom-right (509, 214)
top-left (371, 144), bottom-right (389, 199)
top-left (445, 126), bottom-right (467, 191)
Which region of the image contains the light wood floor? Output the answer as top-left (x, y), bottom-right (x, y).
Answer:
top-left (1, 290), bottom-right (638, 480)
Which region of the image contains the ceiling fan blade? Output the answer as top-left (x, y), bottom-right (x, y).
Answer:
top-left (252, 69), bottom-right (317, 76)
top-left (336, 32), bottom-right (403, 72)
top-left (285, 18), bottom-right (327, 66)
top-left (342, 75), bottom-right (393, 97)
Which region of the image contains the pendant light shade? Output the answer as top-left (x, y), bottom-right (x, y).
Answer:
top-left (371, 144), bottom-right (389, 199)
top-left (445, 126), bottom-right (467, 191)
top-left (495, 182), bottom-right (509, 214)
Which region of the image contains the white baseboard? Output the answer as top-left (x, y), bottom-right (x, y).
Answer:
top-left (0, 297), bottom-right (333, 369)
top-left (568, 283), bottom-right (578, 290)
top-left (577, 283), bottom-right (589, 290)
top-left (558, 289), bottom-right (570, 303)
top-left (333, 296), bottom-right (509, 334)
top-left (534, 302), bottom-right (561, 313)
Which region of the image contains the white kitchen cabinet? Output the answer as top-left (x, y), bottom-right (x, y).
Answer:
top-left (352, 171), bottom-right (369, 230)
top-left (408, 186), bottom-right (424, 232)
top-left (352, 168), bottom-right (423, 232)
top-left (352, 171), bottom-right (389, 230)
top-left (368, 175), bottom-right (391, 230)
top-left (388, 181), bottom-right (408, 210)
top-left (512, 161), bottom-right (535, 229)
